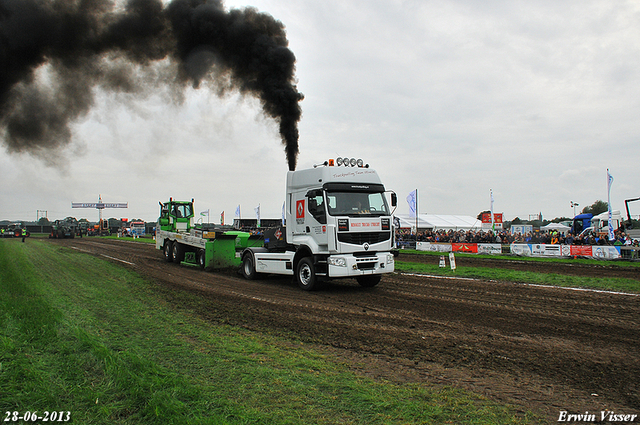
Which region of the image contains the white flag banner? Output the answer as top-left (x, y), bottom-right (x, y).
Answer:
top-left (607, 169), bottom-right (614, 240)
top-left (406, 190), bottom-right (417, 218)
top-left (255, 204), bottom-right (261, 227)
top-left (235, 205), bottom-right (241, 218)
top-left (490, 189), bottom-right (495, 231)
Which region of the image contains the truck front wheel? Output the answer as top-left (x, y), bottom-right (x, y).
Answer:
top-left (163, 241), bottom-right (173, 262)
top-left (296, 257), bottom-right (319, 291)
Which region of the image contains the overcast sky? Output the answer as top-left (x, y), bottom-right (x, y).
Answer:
top-left (1, 0), bottom-right (639, 223)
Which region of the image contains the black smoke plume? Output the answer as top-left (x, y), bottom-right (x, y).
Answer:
top-left (0, 0), bottom-right (303, 170)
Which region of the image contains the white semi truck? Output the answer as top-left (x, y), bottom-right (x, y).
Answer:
top-left (240, 157), bottom-right (397, 290)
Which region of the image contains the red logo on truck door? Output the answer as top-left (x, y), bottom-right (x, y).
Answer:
top-left (296, 200), bottom-right (305, 219)
top-left (296, 200), bottom-right (305, 225)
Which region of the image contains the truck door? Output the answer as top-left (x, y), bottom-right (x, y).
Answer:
top-left (305, 189), bottom-right (329, 249)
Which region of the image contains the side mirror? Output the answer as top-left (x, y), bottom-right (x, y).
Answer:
top-left (391, 192), bottom-right (397, 207)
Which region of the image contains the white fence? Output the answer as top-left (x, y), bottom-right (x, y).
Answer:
top-left (415, 242), bottom-right (624, 260)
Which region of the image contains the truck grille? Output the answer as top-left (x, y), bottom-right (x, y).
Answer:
top-left (338, 232), bottom-right (391, 245)
top-left (357, 261), bottom-right (377, 270)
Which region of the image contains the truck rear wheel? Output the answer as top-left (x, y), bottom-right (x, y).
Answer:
top-left (357, 275), bottom-right (381, 288)
top-left (242, 253), bottom-right (258, 280)
top-left (172, 242), bottom-right (185, 263)
top-left (197, 249), bottom-right (206, 270)
top-left (163, 240), bottom-right (173, 262)
top-left (296, 257), bottom-right (319, 291)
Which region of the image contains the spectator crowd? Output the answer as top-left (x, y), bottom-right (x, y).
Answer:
top-left (395, 228), bottom-right (639, 247)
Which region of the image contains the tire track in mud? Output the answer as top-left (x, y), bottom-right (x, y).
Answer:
top-left (52, 238), bottom-right (640, 421)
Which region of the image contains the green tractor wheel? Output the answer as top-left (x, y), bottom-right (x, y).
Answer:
top-left (163, 241), bottom-right (174, 262)
top-left (197, 249), bottom-right (206, 270)
top-left (172, 242), bottom-right (185, 263)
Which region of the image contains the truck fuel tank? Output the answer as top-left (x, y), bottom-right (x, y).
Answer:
top-left (264, 227), bottom-right (287, 250)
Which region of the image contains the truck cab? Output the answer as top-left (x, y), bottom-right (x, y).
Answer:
top-left (571, 213), bottom-right (593, 236)
top-left (241, 158), bottom-right (397, 290)
top-left (158, 198), bottom-right (194, 232)
top-left (287, 164), bottom-right (394, 256)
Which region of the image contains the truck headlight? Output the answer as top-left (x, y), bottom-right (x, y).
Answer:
top-left (328, 257), bottom-right (347, 267)
top-left (387, 254), bottom-right (394, 264)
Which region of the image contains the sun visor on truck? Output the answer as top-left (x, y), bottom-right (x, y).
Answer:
top-left (323, 183), bottom-right (386, 192)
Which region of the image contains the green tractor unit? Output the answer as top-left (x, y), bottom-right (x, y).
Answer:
top-left (156, 198), bottom-right (261, 270)
top-left (3, 223), bottom-right (29, 238)
top-left (49, 217), bottom-right (80, 239)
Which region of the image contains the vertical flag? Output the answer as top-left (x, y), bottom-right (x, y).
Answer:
top-left (200, 209), bottom-right (210, 224)
top-left (490, 189), bottom-right (495, 232)
top-left (255, 204), bottom-right (261, 228)
top-left (406, 189), bottom-right (418, 235)
top-left (607, 169), bottom-right (614, 240)
top-left (406, 190), bottom-right (417, 218)
top-left (235, 205), bottom-right (241, 218)
top-left (220, 211), bottom-right (224, 225)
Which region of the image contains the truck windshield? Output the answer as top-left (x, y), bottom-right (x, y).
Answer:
top-left (326, 191), bottom-right (390, 216)
top-left (172, 203), bottom-right (193, 218)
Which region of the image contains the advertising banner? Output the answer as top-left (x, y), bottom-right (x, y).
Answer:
top-left (569, 246), bottom-right (592, 257)
top-left (591, 245), bottom-right (621, 260)
top-left (477, 243), bottom-right (502, 255)
top-left (531, 244), bottom-right (562, 256)
top-left (510, 244), bottom-right (620, 259)
top-left (416, 242), bottom-right (452, 252)
top-left (417, 242), bottom-right (620, 259)
top-left (452, 243), bottom-right (478, 253)
top-left (510, 244), bottom-right (532, 256)
top-left (481, 212), bottom-right (503, 230)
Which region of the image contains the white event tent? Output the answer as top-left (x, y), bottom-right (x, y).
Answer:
top-left (540, 222), bottom-right (571, 232)
top-left (395, 214), bottom-right (481, 231)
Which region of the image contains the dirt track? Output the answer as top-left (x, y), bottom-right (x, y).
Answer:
top-left (52, 238), bottom-right (640, 422)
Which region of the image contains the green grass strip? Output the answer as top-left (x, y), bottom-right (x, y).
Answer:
top-left (0, 239), bottom-right (537, 424)
top-left (395, 261), bottom-right (640, 293)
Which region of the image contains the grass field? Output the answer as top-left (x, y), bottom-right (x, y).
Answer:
top-left (0, 238), bottom-right (537, 424)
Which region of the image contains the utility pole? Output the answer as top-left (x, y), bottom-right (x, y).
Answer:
top-left (37, 210), bottom-right (48, 233)
top-left (570, 201), bottom-right (579, 217)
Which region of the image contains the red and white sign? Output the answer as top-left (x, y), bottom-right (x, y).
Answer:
top-left (296, 200), bottom-right (305, 219)
top-left (350, 219), bottom-right (381, 229)
top-left (570, 245), bottom-right (592, 256)
top-left (481, 212), bottom-right (503, 224)
top-left (452, 243), bottom-right (478, 253)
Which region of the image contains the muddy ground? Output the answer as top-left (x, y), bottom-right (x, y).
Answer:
top-left (51, 238), bottom-right (640, 422)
